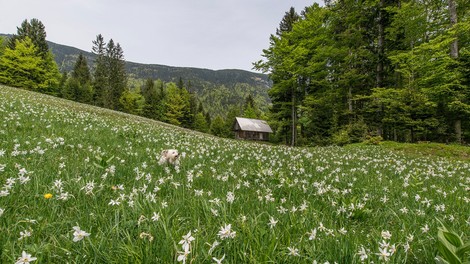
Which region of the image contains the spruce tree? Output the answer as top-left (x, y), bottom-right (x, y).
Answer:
top-left (142, 78), bottom-right (160, 119)
top-left (9, 19), bottom-right (49, 58)
top-left (62, 53), bottom-right (93, 103)
top-left (193, 112), bottom-right (209, 133)
top-left (72, 53), bottom-right (91, 85)
top-left (106, 40), bottom-right (127, 111)
top-left (92, 34), bottom-right (107, 106)
top-left (165, 83), bottom-right (185, 125)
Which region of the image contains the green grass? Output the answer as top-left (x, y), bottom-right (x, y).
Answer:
top-left (379, 141), bottom-right (470, 161)
top-left (1, 85), bottom-right (469, 263)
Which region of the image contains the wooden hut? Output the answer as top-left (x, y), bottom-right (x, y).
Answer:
top-left (233, 117), bottom-right (273, 141)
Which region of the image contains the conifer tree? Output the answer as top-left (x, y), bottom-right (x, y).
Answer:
top-left (142, 78), bottom-right (161, 119)
top-left (194, 112), bottom-right (210, 133)
top-left (72, 53), bottom-right (91, 85)
top-left (92, 34), bottom-right (107, 106)
top-left (106, 40), bottom-right (127, 111)
top-left (62, 53), bottom-right (93, 103)
top-left (211, 115), bottom-right (227, 137)
top-left (9, 19), bottom-right (49, 58)
top-left (165, 83), bottom-right (185, 125)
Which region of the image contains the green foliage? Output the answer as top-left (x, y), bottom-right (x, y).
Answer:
top-left (119, 90), bottom-right (144, 115)
top-left (332, 129), bottom-right (350, 146)
top-left (256, 0), bottom-right (470, 145)
top-left (363, 136), bottom-right (383, 145)
top-left (164, 83), bottom-right (185, 125)
top-left (193, 112), bottom-right (210, 133)
top-left (0, 36), bottom-right (5, 55)
top-left (435, 219), bottom-right (470, 264)
top-left (61, 53), bottom-right (93, 103)
top-left (62, 77), bottom-right (93, 103)
top-left (0, 37), bottom-right (59, 93)
top-left (71, 53), bottom-right (91, 85)
top-left (210, 115), bottom-right (227, 137)
top-left (8, 18), bottom-right (49, 57)
top-left (141, 79), bottom-right (164, 120)
top-left (91, 34), bottom-right (107, 107)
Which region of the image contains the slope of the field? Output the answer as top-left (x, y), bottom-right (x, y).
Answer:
top-left (0, 85), bottom-right (469, 263)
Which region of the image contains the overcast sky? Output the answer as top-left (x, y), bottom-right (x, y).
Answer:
top-left (0, 0), bottom-right (321, 72)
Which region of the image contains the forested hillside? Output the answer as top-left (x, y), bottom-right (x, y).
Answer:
top-left (1, 33), bottom-right (271, 115)
top-left (46, 40), bottom-right (271, 114)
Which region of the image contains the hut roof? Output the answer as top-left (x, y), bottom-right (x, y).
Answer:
top-left (235, 117), bottom-right (273, 133)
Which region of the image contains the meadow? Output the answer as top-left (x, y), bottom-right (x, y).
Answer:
top-left (0, 85), bottom-right (469, 263)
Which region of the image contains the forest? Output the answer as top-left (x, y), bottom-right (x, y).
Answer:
top-left (255, 0), bottom-right (470, 145)
top-left (0, 19), bottom-right (264, 138)
top-left (1, 0), bottom-right (470, 146)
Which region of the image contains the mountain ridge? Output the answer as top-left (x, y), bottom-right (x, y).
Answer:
top-left (1, 33), bottom-right (272, 113)
top-left (44, 38), bottom-right (271, 89)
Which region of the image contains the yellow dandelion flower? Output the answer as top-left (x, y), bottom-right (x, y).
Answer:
top-left (44, 193), bottom-right (53, 199)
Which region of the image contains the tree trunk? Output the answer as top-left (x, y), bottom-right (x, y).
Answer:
top-left (376, 0), bottom-right (385, 88)
top-left (448, 0), bottom-right (458, 58)
top-left (291, 89), bottom-right (296, 147)
top-left (448, 0), bottom-right (461, 143)
top-left (455, 119), bottom-right (462, 144)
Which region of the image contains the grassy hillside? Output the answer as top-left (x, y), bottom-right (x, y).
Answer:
top-left (1, 85), bottom-right (469, 263)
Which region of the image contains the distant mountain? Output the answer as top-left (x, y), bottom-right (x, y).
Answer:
top-left (1, 33), bottom-right (272, 114)
top-left (47, 40), bottom-right (272, 114)
top-left (47, 40), bottom-right (271, 88)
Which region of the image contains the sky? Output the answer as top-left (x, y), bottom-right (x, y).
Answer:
top-left (0, 0), bottom-right (321, 72)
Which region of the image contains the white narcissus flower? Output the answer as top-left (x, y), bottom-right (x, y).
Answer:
top-left (218, 224), bottom-right (236, 240)
top-left (287, 246), bottom-right (300, 256)
top-left (15, 251), bottom-right (37, 264)
top-left (178, 231), bottom-right (195, 252)
top-left (177, 247), bottom-right (190, 263)
top-left (357, 246), bottom-right (368, 261)
top-left (212, 254), bottom-right (225, 264)
top-left (72, 226), bottom-right (90, 242)
top-left (381, 230), bottom-right (392, 240)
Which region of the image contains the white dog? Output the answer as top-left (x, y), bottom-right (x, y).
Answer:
top-left (158, 149), bottom-right (180, 166)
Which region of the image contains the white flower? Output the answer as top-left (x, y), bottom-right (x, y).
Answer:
top-left (308, 228), bottom-right (317, 240)
top-left (226, 191), bottom-right (235, 203)
top-left (15, 251), bottom-right (37, 264)
top-left (218, 224), bottom-right (236, 240)
top-left (357, 246), bottom-right (368, 261)
top-left (72, 226), bottom-right (90, 242)
top-left (0, 208), bottom-right (4, 217)
top-left (212, 254), bottom-right (225, 264)
top-left (376, 247), bottom-right (390, 262)
top-left (287, 246), bottom-right (300, 256)
top-left (108, 199), bottom-right (120, 206)
top-left (208, 240), bottom-right (220, 255)
top-left (381, 230), bottom-right (392, 240)
top-left (151, 212), bottom-right (160, 221)
top-left (268, 216), bottom-right (278, 229)
top-left (403, 242), bottom-right (410, 252)
top-left (421, 224), bottom-right (429, 233)
top-left (178, 231), bottom-right (195, 252)
top-left (338, 227), bottom-right (347, 235)
top-left (379, 240), bottom-right (390, 249)
top-left (19, 230), bottom-right (32, 240)
top-left (177, 247), bottom-right (190, 263)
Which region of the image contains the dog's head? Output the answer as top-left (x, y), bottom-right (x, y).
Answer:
top-left (162, 149), bottom-right (179, 162)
